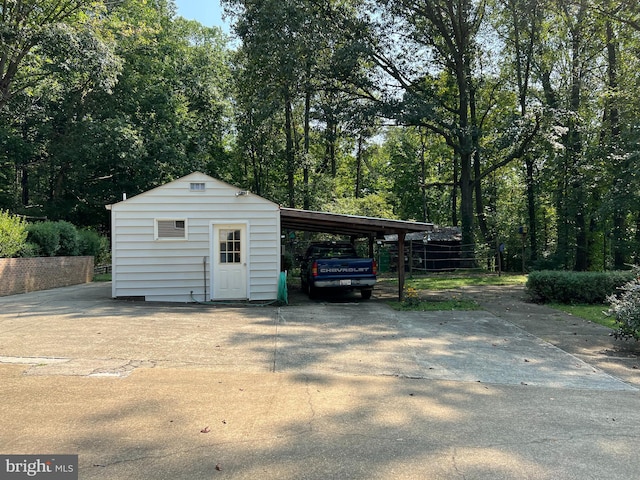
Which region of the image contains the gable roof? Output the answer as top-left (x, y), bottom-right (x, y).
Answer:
top-left (105, 172), bottom-right (433, 240)
top-left (106, 172), bottom-right (278, 210)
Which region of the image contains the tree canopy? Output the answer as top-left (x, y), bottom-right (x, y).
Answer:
top-left (1, 0), bottom-right (638, 270)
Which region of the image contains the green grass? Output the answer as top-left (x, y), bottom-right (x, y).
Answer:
top-left (381, 273), bottom-right (526, 311)
top-left (382, 273), bottom-right (620, 326)
top-left (93, 273), bottom-right (112, 282)
top-left (403, 273), bottom-right (527, 290)
top-left (388, 298), bottom-right (481, 311)
top-left (547, 303), bottom-right (617, 329)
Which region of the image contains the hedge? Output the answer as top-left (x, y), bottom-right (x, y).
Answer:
top-left (526, 270), bottom-right (635, 304)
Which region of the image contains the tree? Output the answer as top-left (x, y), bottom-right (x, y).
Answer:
top-left (491, 0), bottom-right (544, 262)
top-left (597, 0), bottom-right (640, 268)
top-left (224, 0), bottom-right (308, 207)
top-left (366, 0), bottom-right (482, 258)
top-left (0, 0), bottom-right (118, 110)
top-left (0, 0), bottom-right (121, 212)
top-left (531, 0), bottom-right (637, 270)
top-left (367, 0), bottom-right (541, 262)
top-left (1, 0), bottom-right (232, 232)
top-left (225, 0), bottom-right (378, 212)
top-left (383, 126), bottom-right (454, 224)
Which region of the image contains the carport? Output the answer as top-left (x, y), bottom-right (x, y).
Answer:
top-left (280, 207), bottom-right (434, 301)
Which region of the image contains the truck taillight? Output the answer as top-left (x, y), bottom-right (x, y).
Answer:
top-left (372, 260), bottom-right (377, 275)
top-left (312, 260), bottom-right (318, 277)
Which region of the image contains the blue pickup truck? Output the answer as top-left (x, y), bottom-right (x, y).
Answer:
top-left (300, 242), bottom-right (377, 299)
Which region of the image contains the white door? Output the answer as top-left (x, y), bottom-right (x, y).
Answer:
top-left (212, 224), bottom-right (247, 300)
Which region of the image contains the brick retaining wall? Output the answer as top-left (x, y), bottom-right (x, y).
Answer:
top-left (0, 256), bottom-right (94, 297)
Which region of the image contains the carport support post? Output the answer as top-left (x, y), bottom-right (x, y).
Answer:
top-left (398, 231), bottom-right (406, 301)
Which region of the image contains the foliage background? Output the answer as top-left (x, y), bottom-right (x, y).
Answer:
top-left (1, 0), bottom-right (639, 272)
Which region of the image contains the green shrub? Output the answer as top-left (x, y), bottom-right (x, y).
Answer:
top-left (607, 266), bottom-right (640, 341)
top-left (78, 228), bottom-right (111, 265)
top-left (25, 221), bottom-right (90, 257)
top-left (56, 221), bottom-right (79, 256)
top-left (97, 235), bottom-right (110, 265)
top-left (0, 210), bottom-right (28, 258)
top-left (526, 270), bottom-right (634, 304)
top-left (402, 286), bottom-right (422, 308)
top-left (78, 229), bottom-right (110, 264)
top-left (27, 222), bottom-right (60, 257)
top-left (77, 229), bottom-right (102, 257)
top-left (281, 253), bottom-right (292, 272)
top-left (18, 242), bottom-right (40, 258)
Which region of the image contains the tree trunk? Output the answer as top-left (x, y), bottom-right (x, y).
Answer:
top-left (635, 212), bottom-right (640, 264)
top-left (355, 134), bottom-right (363, 198)
top-left (525, 156), bottom-right (538, 262)
top-left (569, 23), bottom-right (587, 272)
top-left (604, 21), bottom-right (626, 269)
top-left (419, 129), bottom-right (428, 222)
top-left (470, 82), bottom-right (491, 247)
top-left (324, 109), bottom-right (338, 177)
top-left (513, 0), bottom-right (539, 263)
top-left (20, 163), bottom-right (29, 206)
top-left (452, 154), bottom-right (459, 226)
top-left (284, 87), bottom-right (295, 208)
top-left (457, 55), bottom-right (475, 263)
top-left (459, 149), bottom-right (475, 263)
top-left (303, 85), bottom-right (311, 210)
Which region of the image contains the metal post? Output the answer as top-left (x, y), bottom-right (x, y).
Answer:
top-left (522, 236), bottom-right (525, 274)
top-left (409, 239), bottom-right (413, 276)
top-left (398, 231), bottom-right (406, 301)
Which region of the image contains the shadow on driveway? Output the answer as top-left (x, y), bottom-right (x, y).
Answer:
top-left (2, 282), bottom-right (640, 479)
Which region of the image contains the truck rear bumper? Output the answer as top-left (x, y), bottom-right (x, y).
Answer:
top-left (313, 279), bottom-right (376, 288)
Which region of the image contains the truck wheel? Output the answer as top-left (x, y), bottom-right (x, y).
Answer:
top-left (308, 286), bottom-right (318, 299)
top-left (361, 289), bottom-right (372, 300)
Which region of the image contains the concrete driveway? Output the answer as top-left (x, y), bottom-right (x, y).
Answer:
top-left (1, 282), bottom-right (640, 479)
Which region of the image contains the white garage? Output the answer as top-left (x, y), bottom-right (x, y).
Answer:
top-left (107, 172), bottom-right (281, 302)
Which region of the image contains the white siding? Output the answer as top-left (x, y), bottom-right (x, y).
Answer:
top-left (110, 172), bottom-right (280, 302)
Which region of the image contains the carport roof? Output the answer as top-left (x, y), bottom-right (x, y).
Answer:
top-left (280, 207), bottom-right (433, 238)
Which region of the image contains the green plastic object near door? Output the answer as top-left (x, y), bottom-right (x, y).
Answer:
top-left (277, 271), bottom-right (288, 304)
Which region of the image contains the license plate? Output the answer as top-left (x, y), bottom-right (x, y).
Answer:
top-left (339, 279), bottom-right (352, 286)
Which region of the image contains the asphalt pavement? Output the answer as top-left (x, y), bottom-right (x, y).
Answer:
top-left (1, 282), bottom-right (639, 479)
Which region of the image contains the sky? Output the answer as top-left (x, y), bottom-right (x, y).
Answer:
top-left (174, 0), bottom-right (229, 32)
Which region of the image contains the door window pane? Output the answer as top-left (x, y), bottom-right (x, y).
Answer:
top-left (219, 229), bottom-right (241, 263)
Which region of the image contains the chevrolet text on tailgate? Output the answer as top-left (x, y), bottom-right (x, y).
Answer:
top-left (320, 266), bottom-right (370, 273)
top-left (300, 241), bottom-right (377, 299)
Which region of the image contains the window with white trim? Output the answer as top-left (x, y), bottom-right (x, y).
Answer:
top-left (156, 219), bottom-right (187, 240)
